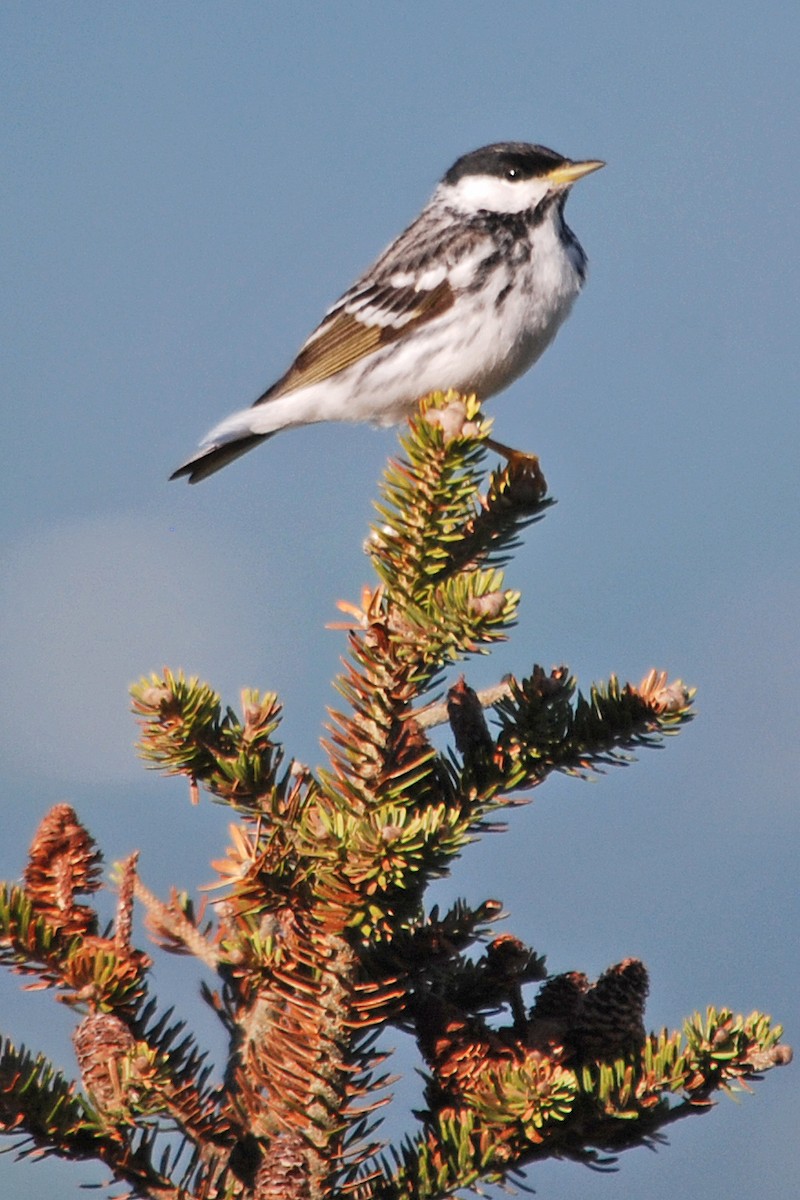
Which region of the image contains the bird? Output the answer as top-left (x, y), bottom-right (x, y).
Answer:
top-left (171, 142), bottom-right (604, 483)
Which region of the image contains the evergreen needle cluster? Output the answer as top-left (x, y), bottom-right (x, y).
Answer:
top-left (0, 394), bottom-right (790, 1199)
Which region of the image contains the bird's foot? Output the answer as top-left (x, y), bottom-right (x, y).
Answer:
top-left (485, 437), bottom-right (548, 497)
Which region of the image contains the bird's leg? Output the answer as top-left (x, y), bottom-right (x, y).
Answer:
top-left (485, 435), bottom-right (536, 465)
top-left (485, 436), bottom-right (548, 496)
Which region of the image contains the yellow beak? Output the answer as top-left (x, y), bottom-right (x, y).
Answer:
top-left (545, 159), bottom-right (606, 186)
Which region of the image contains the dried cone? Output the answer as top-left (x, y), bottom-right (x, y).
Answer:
top-left (575, 958), bottom-right (649, 1061)
top-left (527, 971), bottom-right (588, 1055)
top-left (530, 972), bottom-right (589, 1022)
top-left (252, 1131), bottom-right (309, 1200)
top-left (72, 1011), bottom-right (135, 1111)
top-left (447, 676), bottom-right (494, 759)
top-left (485, 935), bottom-right (532, 995)
top-left (24, 804), bottom-right (102, 936)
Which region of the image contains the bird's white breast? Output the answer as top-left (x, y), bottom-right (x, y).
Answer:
top-left (445, 212), bottom-right (585, 397)
top-left (230, 205), bottom-right (586, 436)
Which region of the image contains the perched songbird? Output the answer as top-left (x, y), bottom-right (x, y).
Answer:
top-left (171, 142), bottom-right (604, 483)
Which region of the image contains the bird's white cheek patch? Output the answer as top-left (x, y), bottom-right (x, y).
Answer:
top-left (446, 174), bottom-right (551, 214)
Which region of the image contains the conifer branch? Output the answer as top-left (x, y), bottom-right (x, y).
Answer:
top-left (0, 1037), bottom-right (186, 1199)
top-left (359, 1002), bottom-right (788, 1200)
top-left (134, 877), bottom-right (221, 971)
top-left (0, 811), bottom-right (151, 1013)
top-left (415, 679), bottom-right (513, 730)
top-left (491, 665), bottom-right (694, 791)
top-left (0, 394), bottom-right (789, 1198)
top-left (0, 1037), bottom-right (101, 1156)
top-left (131, 675), bottom-right (287, 813)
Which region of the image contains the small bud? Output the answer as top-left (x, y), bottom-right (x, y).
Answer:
top-left (744, 1042), bottom-right (793, 1071)
top-left (469, 591), bottom-right (506, 619)
top-left (140, 685), bottom-right (173, 709)
top-left (474, 898), bottom-right (504, 922)
top-left (425, 399), bottom-right (468, 442)
top-left (657, 680), bottom-right (690, 711)
top-left (637, 670), bottom-right (691, 713)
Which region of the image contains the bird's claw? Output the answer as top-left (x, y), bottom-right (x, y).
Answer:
top-left (485, 437), bottom-right (548, 497)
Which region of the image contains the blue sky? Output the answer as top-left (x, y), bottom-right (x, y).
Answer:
top-left (2, 3), bottom-right (798, 1196)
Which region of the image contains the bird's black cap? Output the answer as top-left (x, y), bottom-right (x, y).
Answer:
top-left (443, 142), bottom-right (568, 185)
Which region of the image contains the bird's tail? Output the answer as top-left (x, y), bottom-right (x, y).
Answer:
top-left (169, 432), bottom-right (272, 484)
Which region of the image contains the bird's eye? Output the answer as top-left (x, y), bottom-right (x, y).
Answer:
top-left (505, 166), bottom-right (519, 180)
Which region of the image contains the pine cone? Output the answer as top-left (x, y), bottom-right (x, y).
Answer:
top-left (575, 958), bottom-right (649, 1061)
top-left (24, 804), bottom-right (102, 936)
top-left (527, 971), bottom-right (588, 1054)
top-left (72, 1011), bottom-right (135, 1111)
top-left (252, 1131), bottom-right (309, 1200)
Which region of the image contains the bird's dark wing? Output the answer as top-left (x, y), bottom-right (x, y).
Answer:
top-left (260, 278), bottom-right (454, 401)
top-left (170, 209), bottom-right (490, 482)
top-left (254, 209), bottom-right (487, 405)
